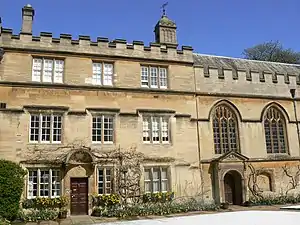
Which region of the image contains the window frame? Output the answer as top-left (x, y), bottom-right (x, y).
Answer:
top-left (31, 57), bottom-right (65, 83)
top-left (212, 104), bottom-right (240, 154)
top-left (27, 168), bottom-right (61, 199)
top-left (92, 61), bottom-right (114, 86)
top-left (142, 115), bottom-right (170, 144)
top-left (143, 167), bottom-right (169, 193)
top-left (92, 114), bottom-right (115, 144)
top-left (263, 106), bottom-right (289, 154)
top-left (97, 167), bottom-right (114, 195)
top-left (140, 65), bottom-right (168, 89)
top-left (29, 113), bottom-right (63, 144)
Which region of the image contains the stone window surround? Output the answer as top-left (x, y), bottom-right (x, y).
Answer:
top-left (262, 105), bottom-right (289, 155)
top-left (31, 55), bottom-right (65, 84)
top-left (26, 167), bottom-right (61, 199)
top-left (91, 60), bottom-right (114, 86)
top-left (25, 107), bottom-right (66, 144)
top-left (211, 103), bottom-right (240, 154)
top-left (140, 64), bottom-right (168, 89)
top-left (139, 110), bottom-right (174, 145)
top-left (142, 165), bottom-right (171, 193)
top-left (89, 109), bottom-right (118, 145)
top-left (97, 166), bottom-right (116, 195)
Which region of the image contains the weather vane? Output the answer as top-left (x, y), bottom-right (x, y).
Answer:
top-left (161, 2), bottom-right (168, 16)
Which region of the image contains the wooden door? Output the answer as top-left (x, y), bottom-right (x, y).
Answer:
top-left (70, 178), bottom-right (88, 215)
top-left (224, 174), bottom-right (235, 204)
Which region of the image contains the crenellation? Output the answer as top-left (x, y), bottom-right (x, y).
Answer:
top-left (144, 46), bottom-right (151, 51)
top-left (52, 38), bottom-right (60, 43)
top-left (71, 39), bottom-right (79, 45)
top-left (79, 36), bottom-right (91, 46)
top-left (259, 71), bottom-right (265, 82)
top-left (203, 65), bottom-right (210, 77)
top-left (284, 72), bottom-right (290, 84)
top-left (246, 69), bottom-right (252, 81)
top-left (32, 36), bottom-right (40, 42)
top-left (97, 37), bottom-right (109, 43)
top-left (39, 34), bottom-right (52, 43)
top-left (108, 42), bottom-right (116, 48)
top-left (113, 39), bottom-right (127, 49)
top-left (40, 32), bottom-right (52, 37)
top-left (11, 34), bottom-right (20, 40)
top-left (272, 72), bottom-right (278, 83)
top-left (296, 74), bottom-right (300, 85)
top-left (60, 33), bottom-right (72, 39)
top-left (218, 67), bottom-right (224, 79)
top-left (78, 35), bottom-right (91, 41)
top-left (232, 68), bottom-right (238, 80)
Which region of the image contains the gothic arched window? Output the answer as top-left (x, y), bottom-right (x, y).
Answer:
top-left (264, 106), bottom-right (288, 154)
top-left (212, 105), bottom-right (239, 154)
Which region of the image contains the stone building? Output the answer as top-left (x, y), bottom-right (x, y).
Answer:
top-left (1, 5), bottom-right (300, 215)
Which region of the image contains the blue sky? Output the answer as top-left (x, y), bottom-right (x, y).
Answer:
top-left (1, 0), bottom-right (299, 58)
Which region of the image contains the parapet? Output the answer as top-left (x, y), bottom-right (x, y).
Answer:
top-left (0, 28), bottom-right (194, 63)
top-left (194, 53), bottom-right (300, 84)
top-left (194, 53), bottom-right (300, 97)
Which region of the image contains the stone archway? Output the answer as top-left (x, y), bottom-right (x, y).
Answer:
top-left (223, 170), bottom-right (243, 205)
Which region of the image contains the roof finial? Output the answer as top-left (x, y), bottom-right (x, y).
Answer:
top-left (161, 2), bottom-right (168, 16)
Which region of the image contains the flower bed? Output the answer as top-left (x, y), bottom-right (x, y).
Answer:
top-left (92, 195), bottom-right (218, 218)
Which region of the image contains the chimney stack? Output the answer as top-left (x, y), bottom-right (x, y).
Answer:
top-left (21, 4), bottom-right (34, 34)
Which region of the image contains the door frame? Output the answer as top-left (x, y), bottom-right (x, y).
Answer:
top-left (222, 170), bottom-right (243, 205)
top-left (70, 177), bottom-right (89, 215)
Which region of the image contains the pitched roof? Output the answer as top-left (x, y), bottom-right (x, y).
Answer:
top-left (193, 53), bottom-right (300, 75)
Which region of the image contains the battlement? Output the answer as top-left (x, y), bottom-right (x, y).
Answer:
top-left (0, 5), bottom-right (193, 63)
top-left (194, 53), bottom-right (300, 97)
top-left (0, 28), bottom-right (193, 63)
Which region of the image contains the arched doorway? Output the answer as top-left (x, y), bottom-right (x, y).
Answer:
top-left (224, 170), bottom-right (243, 205)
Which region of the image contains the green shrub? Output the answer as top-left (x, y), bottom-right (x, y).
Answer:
top-left (0, 160), bottom-right (26, 221)
top-left (19, 209), bottom-right (59, 222)
top-left (92, 198), bottom-right (218, 218)
top-left (142, 192), bottom-right (174, 203)
top-left (92, 194), bottom-right (121, 207)
top-left (22, 196), bottom-right (69, 209)
top-left (249, 194), bottom-right (300, 206)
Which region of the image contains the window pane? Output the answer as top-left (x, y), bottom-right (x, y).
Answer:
top-left (150, 67), bottom-right (158, 88)
top-left (30, 115), bottom-right (40, 142)
top-left (43, 59), bottom-right (53, 83)
top-left (152, 169), bottom-right (160, 192)
top-left (213, 105), bottom-right (238, 154)
top-left (103, 63), bottom-right (113, 86)
top-left (32, 59), bottom-right (42, 82)
top-left (92, 63), bottom-right (102, 85)
top-left (161, 168), bottom-right (168, 192)
top-left (92, 117), bottom-right (102, 142)
top-left (103, 116), bottom-right (114, 143)
top-left (152, 117), bottom-right (160, 143)
top-left (52, 115), bottom-right (62, 142)
top-left (143, 117), bottom-right (151, 142)
top-left (159, 68), bottom-right (167, 88)
top-left (28, 170), bottom-right (38, 198)
top-left (40, 170), bottom-right (50, 197)
top-left (141, 66), bottom-right (149, 87)
top-left (51, 170), bottom-right (61, 197)
top-left (105, 169), bottom-right (112, 194)
top-left (98, 169), bottom-right (104, 194)
top-left (161, 117), bottom-right (169, 142)
top-left (41, 115), bottom-right (51, 142)
top-left (54, 60), bottom-right (64, 83)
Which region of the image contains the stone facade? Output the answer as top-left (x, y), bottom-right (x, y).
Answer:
top-left (1, 5), bottom-right (300, 215)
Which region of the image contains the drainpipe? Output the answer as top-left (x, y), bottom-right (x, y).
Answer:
top-left (0, 48), bottom-right (3, 63)
top-left (193, 66), bottom-right (205, 201)
top-left (290, 89), bottom-right (300, 154)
